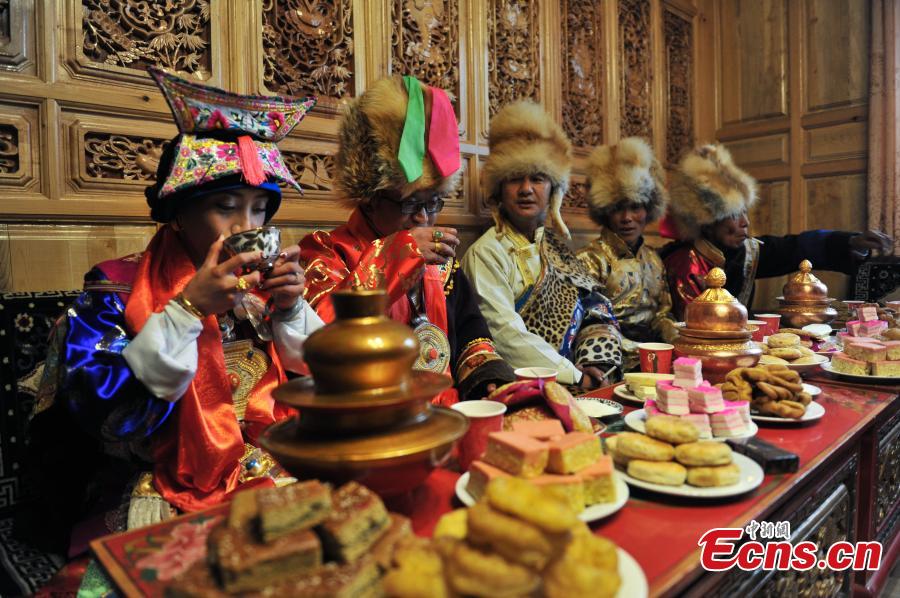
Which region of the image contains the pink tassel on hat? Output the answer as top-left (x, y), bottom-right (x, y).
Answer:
top-left (237, 135), bottom-right (266, 187)
top-left (426, 87), bottom-right (461, 177)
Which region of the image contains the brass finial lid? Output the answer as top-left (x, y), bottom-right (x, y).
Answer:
top-left (783, 260), bottom-right (828, 300)
top-left (684, 268), bottom-right (749, 331)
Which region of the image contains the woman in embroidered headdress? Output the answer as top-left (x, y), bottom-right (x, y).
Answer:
top-left (27, 68), bottom-right (323, 543)
top-left (299, 76), bottom-right (514, 404)
top-left (661, 143), bottom-right (892, 319)
top-left (460, 101), bottom-right (623, 389)
top-left (576, 137), bottom-right (677, 370)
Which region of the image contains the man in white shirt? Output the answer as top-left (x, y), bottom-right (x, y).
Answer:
top-left (461, 101), bottom-right (623, 390)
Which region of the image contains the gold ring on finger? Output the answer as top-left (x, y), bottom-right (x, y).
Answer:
top-left (235, 276), bottom-right (251, 292)
top-left (433, 230), bottom-right (444, 242)
top-left (434, 241), bottom-right (441, 253)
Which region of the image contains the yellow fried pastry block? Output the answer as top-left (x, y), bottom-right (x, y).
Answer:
top-left (444, 541), bottom-right (540, 597)
top-left (383, 538), bottom-right (448, 598)
top-left (433, 508), bottom-right (467, 540)
top-left (645, 415), bottom-right (699, 445)
top-left (616, 432), bottom-right (676, 462)
top-left (466, 501), bottom-right (562, 570)
top-left (485, 477), bottom-right (578, 534)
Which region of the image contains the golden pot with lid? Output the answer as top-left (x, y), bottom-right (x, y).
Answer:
top-left (684, 268), bottom-right (749, 332)
top-left (781, 260), bottom-right (830, 302)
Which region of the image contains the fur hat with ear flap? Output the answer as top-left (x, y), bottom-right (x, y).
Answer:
top-left (335, 75), bottom-right (462, 206)
top-left (482, 100), bottom-right (573, 238)
top-left (585, 137), bottom-right (669, 226)
top-left (667, 143), bottom-right (758, 240)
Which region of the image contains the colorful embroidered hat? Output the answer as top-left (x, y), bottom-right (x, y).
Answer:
top-left (482, 101), bottom-right (573, 238)
top-left (666, 143), bottom-right (758, 240)
top-left (585, 137), bottom-right (669, 225)
top-left (144, 67), bottom-right (316, 222)
top-left (335, 75), bottom-right (461, 204)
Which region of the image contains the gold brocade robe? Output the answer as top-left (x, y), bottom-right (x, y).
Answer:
top-left (577, 228), bottom-right (678, 368)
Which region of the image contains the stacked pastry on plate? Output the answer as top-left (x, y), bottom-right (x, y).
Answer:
top-left (832, 336), bottom-right (900, 377)
top-left (720, 364), bottom-right (811, 419)
top-left (757, 332), bottom-right (825, 366)
top-left (608, 418), bottom-right (740, 488)
top-left (166, 481), bottom-right (410, 597)
top-left (465, 419), bottom-right (616, 512)
top-left (384, 477), bottom-right (623, 598)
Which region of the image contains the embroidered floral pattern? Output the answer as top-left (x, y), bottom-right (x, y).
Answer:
top-left (159, 135), bottom-right (300, 198)
top-left (13, 313), bottom-right (33, 333)
top-left (133, 516), bottom-right (222, 582)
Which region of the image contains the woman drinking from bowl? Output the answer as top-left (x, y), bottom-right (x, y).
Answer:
top-left (26, 69), bottom-right (324, 550)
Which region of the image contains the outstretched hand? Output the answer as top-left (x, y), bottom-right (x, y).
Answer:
top-left (849, 230), bottom-right (893, 258)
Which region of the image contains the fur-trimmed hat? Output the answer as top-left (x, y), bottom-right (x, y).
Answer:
top-left (482, 101), bottom-right (573, 238)
top-left (667, 143), bottom-right (758, 240)
top-left (585, 137), bottom-right (668, 225)
top-left (335, 76), bottom-right (461, 204)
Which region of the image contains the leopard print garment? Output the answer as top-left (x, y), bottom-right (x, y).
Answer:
top-left (518, 231), bottom-right (623, 368)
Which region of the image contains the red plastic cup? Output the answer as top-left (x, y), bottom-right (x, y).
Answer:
top-left (747, 320), bottom-right (767, 342)
top-left (513, 367), bottom-right (558, 382)
top-left (755, 313), bottom-right (782, 336)
top-left (451, 400), bottom-right (506, 471)
top-left (637, 342), bottom-right (674, 374)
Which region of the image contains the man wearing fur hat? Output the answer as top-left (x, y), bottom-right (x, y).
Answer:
top-left (661, 143), bottom-right (892, 319)
top-left (460, 101), bottom-right (622, 389)
top-left (299, 76), bottom-right (514, 404)
top-left (577, 138), bottom-right (678, 369)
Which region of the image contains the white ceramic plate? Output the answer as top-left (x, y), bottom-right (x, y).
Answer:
top-left (802, 382), bottom-right (822, 398)
top-left (613, 384), bottom-right (650, 405)
top-left (783, 354), bottom-right (828, 375)
top-left (455, 471), bottom-right (630, 523)
top-left (624, 409), bottom-right (758, 441)
top-left (751, 399), bottom-right (825, 423)
top-left (821, 361), bottom-right (900, 383)
top-left (616, 547), bottom-right (649, 598)
top-left (619, 453), bottom-right (764, 499)
top-left (575, 397), bottom-right (624, 419)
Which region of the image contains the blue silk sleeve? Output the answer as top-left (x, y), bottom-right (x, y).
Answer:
top-left (62, 289), bottom-right (175, 442)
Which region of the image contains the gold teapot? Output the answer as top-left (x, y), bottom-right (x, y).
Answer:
top-left (775, 260), bottom-right (837, 328)
top-left (674, 268), bottom-right (761, 383)
top-left (260, 289), bottom-right (467, 497)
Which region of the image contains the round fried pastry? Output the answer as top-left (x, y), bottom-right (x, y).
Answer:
top-left (674, 441), bottom-right (733, 466)
top-left (445, 541), bottom-right (540, 597)
top-left (769, 347), bottom-right (802, 360)
top-left (626, 459), bottom-right (687, 486)
top-left (466, 501), bottom-right (558, 570)
top-left (686, 463), bottom-right (741, 487)
top-left (645, 415), bottom-right (700, 445)
top-left (486, 477), bottom-right (578, 533)
top-left (768, 332), bottom-right (801, 348)
top-left (616, 432), bottom-right (676, 462)
top-left (791, 355), bottom-right (823, 365)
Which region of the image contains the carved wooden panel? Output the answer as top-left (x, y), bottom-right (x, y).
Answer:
top-left (805, 122), bottom-right (867, 162)
top-left (805, 174), bottom-right (867, 299)
top-left (619, 0), bottom-right (653, 139)
top-left (62, 112), bottom-right (176, 194)
top-left (664, 8), bottom-right (693, 164)
top-left (390, 0), bottom-right (460, 111)
top-left (563, 178), bottom-right (588, 211)
top-left (720, 0), bottom-right (789, 124)
top-left (0, 103), bottom-right (38, 192)
top-left (487, 0), bottom-right (540, 117)
top-left (261, 0), bottom-right (355, 106)
top-left (79, 0), bottom-right (212, 79)
top-left (750, 181), bottom-right (789, 310)
top-left (561, 0), bottom-right (603, 148)
top-left (875, 412), bottom-right (900, 532)
top-left (724, 134), bottom-right (789, 168)
top-left (806, 0), bottom-right (870, 112)
top-left (0, 0), bottom-right (34, 74)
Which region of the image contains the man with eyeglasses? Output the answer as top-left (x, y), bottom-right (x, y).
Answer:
top-left (461, 101), bottom-right (623, 390)
top-left (299, 76), bottom-right (514, 404)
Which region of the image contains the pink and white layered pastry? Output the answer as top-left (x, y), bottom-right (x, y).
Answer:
top-left (687, 384), bottom-right (725, 413)
top-left (858, 306), bottom-right (878, 322)
top-left (847, 320), bottom-right (889, 337)
top-left (655, 382), bottom-right (689, 415)
top-left (680, 413), bottom-right (712, 439)
top-left (724, 400), bottom-right (751, 426)
top-left (672, 357), bottom-right (703, 389)
top-left (644, 398), bottom-right (663, 417)
top-left (710, 408), bottom-right (748, 437)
